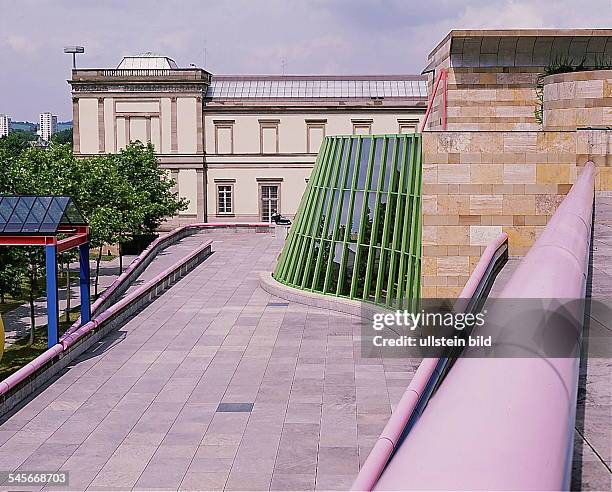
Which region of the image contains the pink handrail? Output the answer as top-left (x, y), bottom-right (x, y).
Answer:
top-left (373, 162), bottom-right (595, 491)
top-left (352, 232), bottom-right (509, 491)
top-left (418, 68), bottom-right (447, 133)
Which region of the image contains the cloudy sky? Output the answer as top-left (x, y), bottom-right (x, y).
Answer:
top-left (1, 0), bottom-right (610, 121)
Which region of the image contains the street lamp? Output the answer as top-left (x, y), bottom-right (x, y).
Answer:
top-left (64, 46), bottom-right (85, 69)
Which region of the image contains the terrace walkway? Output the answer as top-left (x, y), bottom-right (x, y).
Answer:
top-left (0, 229), bottom-right (417, 491)
top-left (3, 232), bottom-right (213, 347)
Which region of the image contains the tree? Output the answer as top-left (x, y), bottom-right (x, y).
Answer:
top-left (0, 131), bottom-right (36, 192)
top-left (0, 248), bottom-right (26, 304)
top-left (51, 129), bottom-right (73, 145)
top-left (114, 142), bottom-right (188, 231)
top-left (0, 141), bottom-right (188, 342)
top-left (0, 130), bottom-right (37, 156)
top-left (72, 154), bottom-right (139, 295)
top-left (112, 142), bottom-right (187, 268)
top-left (6, 145), bottom-right (74, 341)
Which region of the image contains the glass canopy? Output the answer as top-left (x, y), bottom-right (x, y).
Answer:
top-left (0, 196), bottom-right (87, 235)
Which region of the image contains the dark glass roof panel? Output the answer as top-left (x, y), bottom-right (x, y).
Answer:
top-left (0, 196), bottom-right (87, 235)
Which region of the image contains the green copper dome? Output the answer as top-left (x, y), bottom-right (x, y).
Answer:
top-left (273, 134), bottom-right (422, 308)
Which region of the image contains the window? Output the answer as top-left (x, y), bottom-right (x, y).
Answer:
top-left (259, 182), bottom-right (280, 222)
top-left (352, 119), bottom-right (373, 135)
top-left (306, 120), bottom-right (326, 153)
top-left (259, 120), bottom-right (279, 154)
top-left (178, 169), bottom-right (198, 215)
top-left (214, 120), bottom-right (234, 154)
top-left (216, 182), bottom-right (234, 215)
top-left (398, 119), bottom-right (419, 134)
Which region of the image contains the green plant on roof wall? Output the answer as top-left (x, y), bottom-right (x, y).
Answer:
top-left (534, 55), bottom-right (612, 126)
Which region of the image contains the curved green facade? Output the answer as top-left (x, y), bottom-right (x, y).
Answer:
top-left (273, 134), bottom-right (422, 308)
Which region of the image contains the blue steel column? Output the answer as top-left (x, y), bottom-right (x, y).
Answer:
top-left (79, 242), bottom-right (91, 324)
top-left (45, 245), bottom-right (59, 348)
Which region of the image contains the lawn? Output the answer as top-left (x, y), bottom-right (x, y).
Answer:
top-left (0, 309), bottom-right (80, 381)
top-left (0, 298), bottom-right (24, 316)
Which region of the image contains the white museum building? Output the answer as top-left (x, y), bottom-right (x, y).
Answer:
top-left (69, 53), bottom-right (427, 226)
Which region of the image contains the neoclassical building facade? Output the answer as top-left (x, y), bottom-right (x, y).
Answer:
top-left (69, 53), bottom-right (427, 226)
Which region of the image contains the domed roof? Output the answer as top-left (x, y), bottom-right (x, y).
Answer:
top-left (117, 52), bottom-right (178, 70)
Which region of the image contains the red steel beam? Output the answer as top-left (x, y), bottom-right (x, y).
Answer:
top-left (441, 69), bottom-right (448, 130)
top-left (0, 226), bottom-right (89, 251)
top-left (57, 232), bottom-right (89, 253)
top-left (0, 236), bottom-right (56, 246)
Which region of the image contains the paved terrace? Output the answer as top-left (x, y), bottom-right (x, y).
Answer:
top-left (4, 231), bottom-right (215, 346)
top-left (0, 229), bottom-right (418, 491)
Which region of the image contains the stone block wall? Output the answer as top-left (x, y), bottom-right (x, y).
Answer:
top-left (421, 129), bottom-right (612, 297)
top-left (427, 68), bottom-right (541, 132)
top-left (543, 70), bottom-right (612, 130)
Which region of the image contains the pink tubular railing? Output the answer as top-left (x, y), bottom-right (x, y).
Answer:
top-left (418, 68), bottom-right (447, 133)
top-left (352, 232), bottom-right (509, 491)
top-left (0, 222), bottom-right (271, 406)
top-left (370, 162), bottom-right (595, 491)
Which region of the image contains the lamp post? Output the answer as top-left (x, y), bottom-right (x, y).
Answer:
top-left (63, 46), bottom-right (85, 69)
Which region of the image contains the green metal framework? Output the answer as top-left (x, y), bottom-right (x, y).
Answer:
top-left (273, 134), bottom-right (422, 308)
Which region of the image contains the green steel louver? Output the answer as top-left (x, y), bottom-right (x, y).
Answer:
top-left (273, 134), bottom-right (422, 308)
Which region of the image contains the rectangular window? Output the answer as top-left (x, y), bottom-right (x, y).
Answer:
top-left (260, 183), bottom-right (280, 222)
top-left (306, 120), bottom-right (326, 153)
top-left (216, 183), bottom-right (234, 215)
top-left (398, 119), bottom-right (419, 134)
top-left (214, 121), bottom-right (234, 154)
top-left (352, 119), bottom-right (373, 135)
top-left (260, 120), bottom-right (279, 154)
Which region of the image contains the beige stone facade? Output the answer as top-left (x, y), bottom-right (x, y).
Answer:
top-left (69, 59), bottom-right (426, 227)
top-left (421, 29), bottom-right (612, 297)
top-left (422, 129), bottom-right (612, 297)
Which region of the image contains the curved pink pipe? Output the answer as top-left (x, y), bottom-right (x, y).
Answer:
top-left (352, 233), bottom-right (509, 491)
top-left (0, 344), bottom-right (64, 395)
top-left (374, 162), bottom-right (595, 491)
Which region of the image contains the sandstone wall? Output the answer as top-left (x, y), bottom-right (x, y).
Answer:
top-left (422, 129), bottom-right (612, 297)
top-left (543, 70), bottom-right (612, 130)
top-left (427, 68), bottom-right (541, 132)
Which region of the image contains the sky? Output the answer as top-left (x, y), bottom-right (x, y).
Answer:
top-left (1, 0), bottom-right (611, 121)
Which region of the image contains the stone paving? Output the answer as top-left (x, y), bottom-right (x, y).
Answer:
top-left (3, 231), bottom-right (213, 347)
top-left (0, 230), bottom-right (418, 491)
